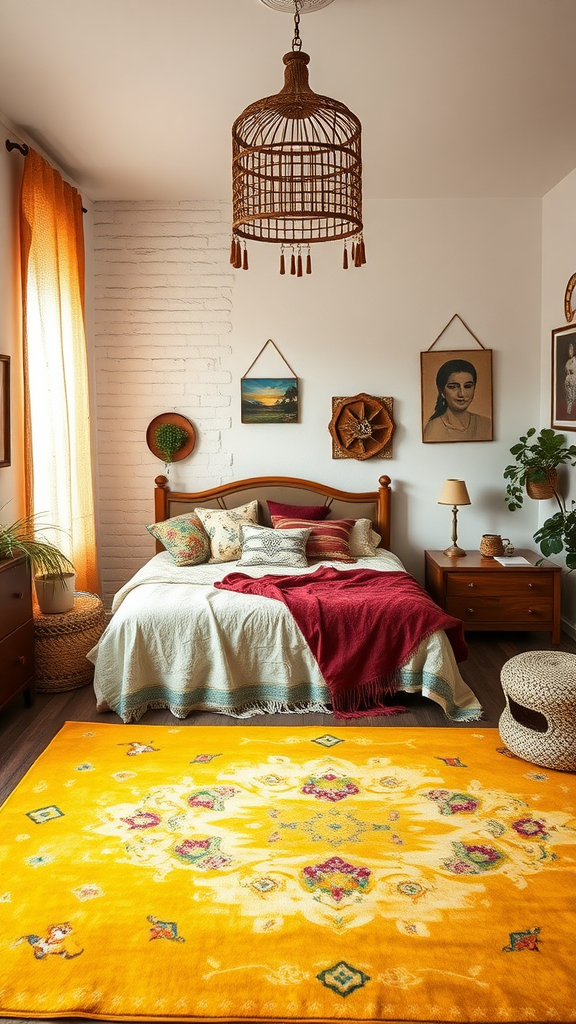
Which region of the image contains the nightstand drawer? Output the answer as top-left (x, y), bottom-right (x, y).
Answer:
top-left (0, 560), bottom-right (33, 641)
top-left (0, 620), bottom-right (35, 703)
top-left (446, 596), bottom-right (552, 624)
top-left (446, 572), bottom-right (552, 599)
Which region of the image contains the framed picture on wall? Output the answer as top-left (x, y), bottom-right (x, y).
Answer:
top-left (0, 355), bottom-right (10, 467)
top-left (421, 348), bottom-right (493, 443)
top-left (551, 323), bottom-right (576, 431)
top-left (241, 377), bottom-right (299, 423)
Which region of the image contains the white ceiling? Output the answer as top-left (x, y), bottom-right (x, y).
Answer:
top-left (1, 0), bottom-right (576, 202)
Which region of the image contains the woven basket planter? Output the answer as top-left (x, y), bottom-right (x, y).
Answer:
top-left (34, 593), bottom-right (106, 692)
top-left (526, 468), bottom-right (557, 500)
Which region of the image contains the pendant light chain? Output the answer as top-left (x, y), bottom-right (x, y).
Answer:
top-left (292, 0), bottom-right (303, 51)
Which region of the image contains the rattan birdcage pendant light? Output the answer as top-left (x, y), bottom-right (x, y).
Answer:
top-left (231, 0), bottom-right (365, 275)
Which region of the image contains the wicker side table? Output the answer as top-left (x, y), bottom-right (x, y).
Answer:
top-left (34, 593), bottom-right (106, 692)
top-left (499, 650), bottom-right (576, 771)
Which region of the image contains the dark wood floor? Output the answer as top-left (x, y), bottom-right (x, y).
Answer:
top-left (2, 628), bottom-right (575, 808)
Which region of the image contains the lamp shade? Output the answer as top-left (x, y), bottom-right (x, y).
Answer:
top-left (438, 479), bottom-right (471, 506)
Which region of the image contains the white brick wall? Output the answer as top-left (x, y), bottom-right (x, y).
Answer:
top-left (93, 201), bottom-right (234, 608)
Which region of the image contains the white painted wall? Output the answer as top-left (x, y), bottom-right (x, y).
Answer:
top-left (93, 201), bottom-right (234, 604)
top-left (542, 167), bottom-right (576, 632)
top-left (94, 196), bottom-right (548, 611)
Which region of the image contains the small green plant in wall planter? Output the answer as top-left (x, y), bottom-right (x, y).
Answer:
top-left (146, 413), bottom-right (196, 474)
top-left (155, 422), bottom-right (189, 465)
top-left (503, 427), bottom-right (576, 570)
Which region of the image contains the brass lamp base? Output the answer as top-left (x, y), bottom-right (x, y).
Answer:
top-left (442, 504), bottom-right (467, 558)
top-left (443, 543), bottom-right (467, 558)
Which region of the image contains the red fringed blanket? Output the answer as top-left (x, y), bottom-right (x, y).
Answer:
top-left (215, 567), bottom-right (468, 718)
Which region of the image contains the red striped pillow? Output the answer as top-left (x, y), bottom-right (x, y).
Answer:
top-left (271, 516), bottom-right (357, 563)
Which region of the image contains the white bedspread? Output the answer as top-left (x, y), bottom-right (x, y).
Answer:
top-left (88, 550), bottom-right (481, 723)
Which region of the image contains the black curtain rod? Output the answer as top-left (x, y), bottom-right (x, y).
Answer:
top-left (6, 139), bottom-right (29, 156)
top-left (5, 138), bottom-right (87, 212)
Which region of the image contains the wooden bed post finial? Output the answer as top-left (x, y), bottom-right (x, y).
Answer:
top-left (153, 476), bottom-right (170, 545)
top-left (377, 475), bottom-right (391, 550)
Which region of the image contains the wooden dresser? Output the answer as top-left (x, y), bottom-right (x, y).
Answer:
top-left (0, 556), bottom-right (36, 710)
top-left (424, 549), bottom-right (562, 645)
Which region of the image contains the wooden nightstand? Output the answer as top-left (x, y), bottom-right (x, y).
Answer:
top-left (424, 549), bottom-right (562, 645)
top-left (0, 556), bottom-right (36, 710)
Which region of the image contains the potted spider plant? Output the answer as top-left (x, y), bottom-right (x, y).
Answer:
top-left (0, 508), bottom-right (76, 612)
top-left (503, 428), bottom-right (576, 570)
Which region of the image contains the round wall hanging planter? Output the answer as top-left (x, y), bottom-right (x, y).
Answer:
top-left (146, 413), bottom-right (196, 465)
top-left (329, 393), bottom-right (394, 460)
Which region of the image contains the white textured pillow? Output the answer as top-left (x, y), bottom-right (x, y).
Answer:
top-left (237, 524), bottom-right (311, 568)
top-left (195, 500), bottom-right (259, 563)
top-left (348, 518), bottom-right (382, 557)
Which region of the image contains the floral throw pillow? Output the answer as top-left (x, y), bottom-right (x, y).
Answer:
top-left (271, 516), bottom-right (357, 563)
top-left (237, 524), bottom-right (311, 568)
top-left (146, 512), bottom-right (210, 566)
top-left (195, 501), bottom-right (259, 563)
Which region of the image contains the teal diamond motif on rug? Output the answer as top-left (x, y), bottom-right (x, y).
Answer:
top-left (312, 734), bottom-right (344, 747)
top-left (317, 961), bottom-right (370, 996)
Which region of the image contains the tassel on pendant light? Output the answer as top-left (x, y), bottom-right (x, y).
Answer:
top-left (280, 246), bottom-right (286, 275)
top-left (343, 244), bottom-right (349, 270)
top-left (290, 249), bottom-right (296, 275)
top-left (231, 0), bottom-right (365, 274)
top-left (242, 243), bottom-right (249, 270)
top-left (306, 247), bottom-right (312, 275)
top-left (297, 246), bottom-right (303, 277)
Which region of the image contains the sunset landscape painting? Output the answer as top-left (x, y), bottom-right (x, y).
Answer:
top-left (241, 377), bottom-right (299, 423)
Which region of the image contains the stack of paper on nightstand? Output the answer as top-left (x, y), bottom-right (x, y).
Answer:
top-left (493, 555), bottom-right (533, 566)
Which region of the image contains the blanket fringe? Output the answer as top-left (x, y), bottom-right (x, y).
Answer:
top-left (332, 670), bottom-right (407, 719)
top-left (116, 698), bottom-right (332, 724)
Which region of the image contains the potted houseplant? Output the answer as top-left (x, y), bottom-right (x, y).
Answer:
top-left (504, 427), bottom-right (576, 509)
top-left (0, 508), bottom-right (76, 612)
top-left (503, 427), bottom-right (576, 570)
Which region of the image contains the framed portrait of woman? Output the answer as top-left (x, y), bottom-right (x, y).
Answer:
top-left (551, 324), bottom-right (576, 431)
top-left (421, 348), bottom-right (493, 443)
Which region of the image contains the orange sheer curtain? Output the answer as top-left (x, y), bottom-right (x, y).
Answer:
top-left (20, 148), bottom-right (98, 594)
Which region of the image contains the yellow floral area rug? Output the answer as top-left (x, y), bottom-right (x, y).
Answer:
top-left (0, 722), bottom-right (575, 1024)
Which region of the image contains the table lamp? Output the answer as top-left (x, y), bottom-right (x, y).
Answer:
top-left (438, 479), bottom-right (471, 557)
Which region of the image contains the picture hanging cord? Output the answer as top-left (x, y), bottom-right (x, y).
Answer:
top-left (426, 313), bottom-right (486, 352)
top-left (241, 338), bottom-right (298, 380)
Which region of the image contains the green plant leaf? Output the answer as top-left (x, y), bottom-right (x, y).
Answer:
top-left (154, 423), bottom-right (188, 463)
top-left (0, 506), bottom-right (75, 580)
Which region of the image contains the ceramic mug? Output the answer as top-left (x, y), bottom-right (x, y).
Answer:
top-left (479, 534), bottom-right (511, 558)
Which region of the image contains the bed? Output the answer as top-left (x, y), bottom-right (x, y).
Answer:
top-left (89, 473), bottom-right (481, 723)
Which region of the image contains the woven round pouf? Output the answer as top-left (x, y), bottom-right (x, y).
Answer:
top-left (34, 593), bottom-right (106, 692)
top-left (499, 650), bottom-right (576, 771)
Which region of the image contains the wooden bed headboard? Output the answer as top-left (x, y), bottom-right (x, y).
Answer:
top-left (153, 474), bottom-right (392, 552)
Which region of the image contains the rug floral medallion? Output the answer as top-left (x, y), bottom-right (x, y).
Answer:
top-left (0, 723), bottom-right (574, 1023)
